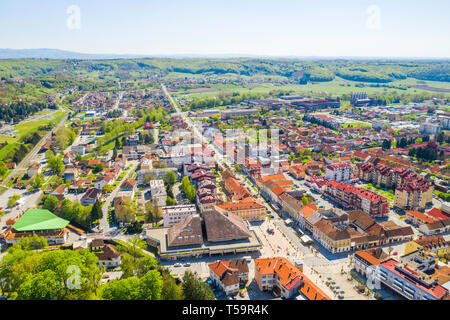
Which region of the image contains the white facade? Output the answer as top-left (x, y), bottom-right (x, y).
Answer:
top-left (325, 163), bottom-right (351, 181)
top-left (377, 264), bottom-right (441, 300)
top-left (162, 204), bottom-right (198, 227)
top-left (209, 269), bottom-right (239, 296)
top-left (98, 256), bottom-right (121, 268)
top-left (419, 122), bottom-right (440, 135)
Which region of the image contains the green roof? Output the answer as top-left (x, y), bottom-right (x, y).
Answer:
top-left (12, 209), bottom-right (69, 232)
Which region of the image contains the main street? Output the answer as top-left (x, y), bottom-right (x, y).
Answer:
top-left (99, 160), bottom-right (139, 235)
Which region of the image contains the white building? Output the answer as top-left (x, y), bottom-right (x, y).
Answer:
top-left (149, 179), bottom-right (167, 207)
top-left (162, 204), bottom-right (198, 227)
top-left (419, 122), bottom-right (440, 135)
top-left (377, 258), bottom-right (448, 300)
top-left (441, 117), bottom-right (450, 130)
top-left (372, 120), bottom-right (388, 130)
top-left (325, 163), bottom-right (352, 181)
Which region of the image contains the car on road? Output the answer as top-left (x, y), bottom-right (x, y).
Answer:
top-left (393, 251), bottom-right (398, 256)
top-left (183, 263), bottom-right (191, 267)
top-left (174, 263), bottom-right (182, 267)
top-left (239, 292), bottom-right (245, 298)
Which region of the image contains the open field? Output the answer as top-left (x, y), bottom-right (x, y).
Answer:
top-left (0, 110), bottom-right (66, 161)
top-left (172, 76), bottom-right (450, 100)
top-left (341, 122), bottom-right (372, 128)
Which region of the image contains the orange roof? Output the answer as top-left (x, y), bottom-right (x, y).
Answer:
top-left (259, 174), bottom-right (286, 185)
top-left (407, 210), bottom-right (435, 224)
top-left (265, 180), bottom-right (286, 196)
top-left (355, 250), bottom-right (381, 266)
top-left (255, 257), bottom-right (331, 300)
top-left (208, 261), bottom-right (230, 278)
top-left (299, 204), bottom-right (317, 218)
top-left (217, 198), bottom-right (264, 211)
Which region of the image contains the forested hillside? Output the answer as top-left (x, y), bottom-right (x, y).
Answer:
top-left (0, 58), bottom-right (449, 84)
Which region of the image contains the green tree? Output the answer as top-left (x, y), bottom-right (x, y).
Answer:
top-left (161, 271), bottom-right (184, 300)
top-left (30, 173), bottom-right (45, 190)
top-left (0, 248), bottom-right (101, 299)
top-left (48, 156), bottom-right (64, 175)
top-left (145, 200), bottom-right (162, 224)
top-left (101, 277), bottom-right (142, 300)
top-left (115, 197), bottom-right (136, 223)
top-left (140, 270), bottom-right (163, 300)
top-left (165, 196), bottom-right (175, 206)
top-left (90, 199), bottom-right (103, 224)
top-left (16, 270), bottom-right (62, 300)
top-left (163, 170), bottom-right (176, 186)
top-left (43, 195), bottom-right (59, 212)
top-left (301, 196), bottom-right (309, 205)
top-left (144, 174), bottom-right (156, 184)
top-left (92, 163), bottom-right (104, 174)
top-left (0, 161), bottom-right (8, 177)
top-left (7, 194), bottom-right (21, 207)
top-left (102, 184), bottom-right (114, 194)
top-left (182, 270), bottom-right (214, 300)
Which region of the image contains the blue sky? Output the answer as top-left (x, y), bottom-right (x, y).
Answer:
top-left (0, 0), bottom-right (449, 57)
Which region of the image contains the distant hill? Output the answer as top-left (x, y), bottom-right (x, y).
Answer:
top-left (0, 48), bottom-right (146, 60)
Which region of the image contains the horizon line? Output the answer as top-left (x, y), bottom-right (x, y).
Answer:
top-left (1, 48), bottom-right (449, 60)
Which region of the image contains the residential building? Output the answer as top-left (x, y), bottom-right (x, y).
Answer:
top-left (216, 197), bottom-right (266, 222)
top-left (89, 239), bottom-right (121, 268)
top-left (325, 163), bottom-right (352, 182)
top-left (324, 180), bottom-right (389, 217)
top-left (254, 257), bottom-right (331, 300)
top-left (354, 248), bottom-right (388, 277)
top-left (162, 204), bottom-right (197, 227)
top-left (312, 219), bottom-right (351, 254)
top-left (149, 179), bottom-right (167, 207)
top-left (27, 163), bottom-right (42, 177)
top-left (404, 236), bottom-right (450, 258)
top-left (378, 257), bottom-right (448, 300)
top-left (81, 188), bottom-right (102, 206)
top-left (406, 210), bottom-right (435, 226)
top-left (208, 259), bottom-right (249, 295)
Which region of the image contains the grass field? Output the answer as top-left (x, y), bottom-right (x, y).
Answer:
top-left (362, 185), bottom-right (395, 203)
top-left (342, 122), bottom-right (372, 128)
top-left (0, 110), bottom-right (66, 161)
top-left (172, 75), bottom-right (450, 100)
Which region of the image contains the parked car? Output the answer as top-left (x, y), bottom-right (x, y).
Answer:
top-left (174, 263), bottom-right (182, 267)
top-left (184, 263), bottom-right (191, 267)
top-left (393, 251), bottom-right (398, 256)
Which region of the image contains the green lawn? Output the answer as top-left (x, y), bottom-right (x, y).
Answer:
top-left (362, 185), bottom-right (395, 202)
top-left (342, 122), bottom-right (372, 128)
